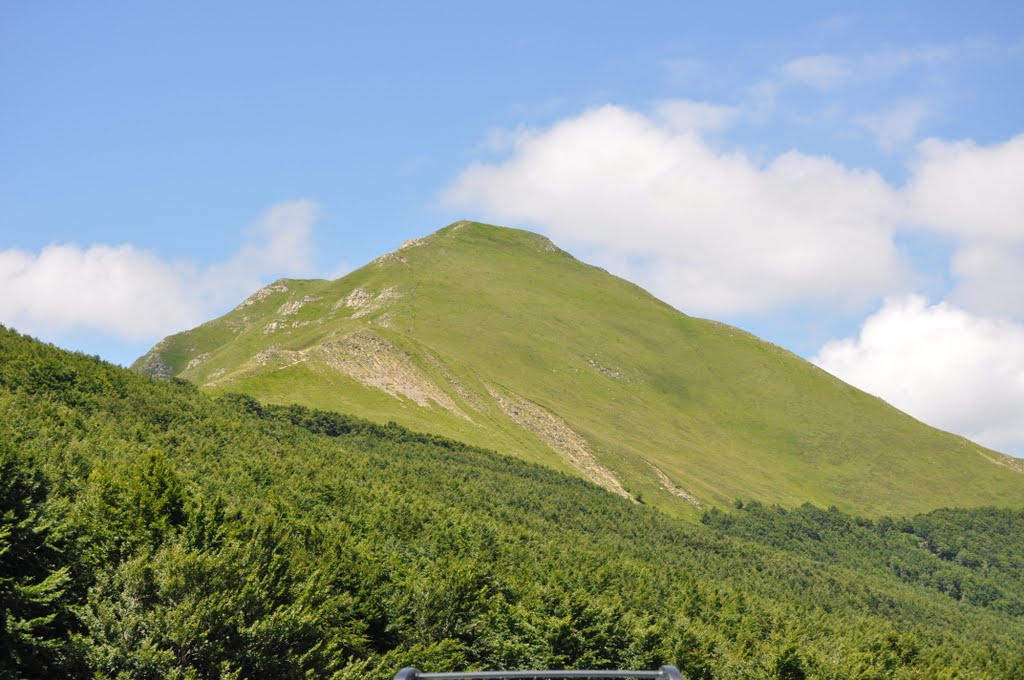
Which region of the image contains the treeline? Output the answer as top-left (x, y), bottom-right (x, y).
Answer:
top-left (2, 325), bottom-right (1024, 679)
top-left (703, 502), bottom-right (1024, 617)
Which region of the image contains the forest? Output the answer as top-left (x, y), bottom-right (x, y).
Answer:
top-left (2, 325), bottom-right (1024, 679)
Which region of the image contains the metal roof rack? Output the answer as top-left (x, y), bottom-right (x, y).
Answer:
top-left (393, 666), bottom-right (684, 680)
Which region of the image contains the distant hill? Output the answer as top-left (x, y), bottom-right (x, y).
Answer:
top-left (134, 221), bottom-right (1024, 517)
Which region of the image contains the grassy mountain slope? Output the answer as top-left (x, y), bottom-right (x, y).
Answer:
top-left (133, 221), bottom-right (1024, 517)
top-left (5, 326), bottom-right (1024, 678)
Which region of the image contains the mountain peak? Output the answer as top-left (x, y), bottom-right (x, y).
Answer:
top-left (132, 221), bottom-right (1024, 518)
top-left (433, 220), bottom-right (564, 253)
top-left (365, 222), bottom-right (568, 273)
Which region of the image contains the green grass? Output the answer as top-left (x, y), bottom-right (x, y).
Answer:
top-left (133, 221), bottom-right (1024, 518)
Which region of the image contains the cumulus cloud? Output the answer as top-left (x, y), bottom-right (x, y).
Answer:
top-left (813, 296), bottom-right (1024, 455)
top-left (0, 245), bottom-right (198, 340)
top-left (903, 134), bottom-right (1024, 319)
top-left (444, 101), bottom-right (1024, 454)
top-left (947, 243), bottom-right (1024, 319)
top-left (905, 134), bottom-right (1024, 242)
top-left (0, 200), bottom-right (319, 341)
top-left (443, 103), bottom-right (908, 315)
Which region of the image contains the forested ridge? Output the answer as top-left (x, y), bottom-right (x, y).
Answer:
top-left (2, 325), bottom-right (1024, 679)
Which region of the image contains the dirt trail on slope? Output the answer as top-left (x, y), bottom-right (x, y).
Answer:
top-left (648, 462), bottom-right (703, 508)
top-left (424, 353), bottom-right (486, 413)
top-left (977, 448), bottom-right (1024, 473)
top-left (485, 383), bottom-right (633, 500)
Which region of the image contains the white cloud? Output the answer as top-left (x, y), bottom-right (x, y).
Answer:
top-left (905, 134), bottom-right (1024, 242)
top-left (0, 200), bottom-right (319, 341)
top-left (781, 54), bottom-right (852, 89)
top-left (948, 243), bottom-right (1024, 319)
top-left (444, 101), bottom-right (1024, 455)
top-left (779, 43), bottom-right (959, 93)
top-left (200, 199), bottom-right (319, 299)
top-left (443, 103), bottom-right (907, 316)
top-left (902, 134), bottom-right (1024, 319)
top-left (813, 297), bottom-right (1024, 455)
top-left (857, 100), bottom-right (930, 151)
top-left (0, 245), bottom-right (198, 340)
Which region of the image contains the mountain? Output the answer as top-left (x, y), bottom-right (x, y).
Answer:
top-left (133, 221), bottom-right (1024, 517)
top-left (5, 326), bottom-right (1024, 677)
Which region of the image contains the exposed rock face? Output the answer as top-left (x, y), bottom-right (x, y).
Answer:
top-left (185, 353), bottom-right (210, 371)
top-left (239, 281), bottom-right (289, 307)
top-left (339, 288), bottom-right (372, 310)
top-left (485, 383), bottom-right (633, 500)
top-left (587, 357), bottom-right (625, 381)
top-left (335, 287), bottom-right (402, 319)
top-left (134, 351), bottom-right (173, 379)
top-left (277, 295), bottom-right (322, 316)
top-left (133, 339), bottom-right (173, 379)
top-left (313, 331), bottom-right (470, 419)
top-left (534, 235), bottom-right (558, 252)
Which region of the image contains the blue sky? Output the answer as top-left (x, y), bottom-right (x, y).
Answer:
top-left (3, 1), bottom-right (1023, 454)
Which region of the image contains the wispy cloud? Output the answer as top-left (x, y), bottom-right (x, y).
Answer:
top-left (860, 43), bottom-right (960, 75)
top-left (663, 57), bottom-right (703, 85)
top-left (778, 41), bottom-right (964, 92)
top-left (476, 125), bottom-right (536, 154)
top-left (735, 37), bottom-right (1023, 153)
top-left (653, 99), bottom-right (740, 133)
top-left (781, 54), bottom-right (852, 90)
top-left (857, 99), bottom-right (931, 151)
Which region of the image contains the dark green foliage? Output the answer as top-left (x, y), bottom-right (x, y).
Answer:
top-left (3, 325), bottom-right (1024, 678)
top-left (0, 444), bottom-right (79, 677)
top-left (702, 502), bottom-right (1024, 616)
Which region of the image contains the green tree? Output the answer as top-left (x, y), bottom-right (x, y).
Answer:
top-left (0, 445), bottom-right (77, 678)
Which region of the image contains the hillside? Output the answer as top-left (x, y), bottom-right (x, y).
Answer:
top-left (4, 326), bottom-right (1024, 678)
top-left (133, 221), bottom-right (1024, 517)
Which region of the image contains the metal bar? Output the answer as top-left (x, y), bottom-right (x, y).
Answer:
top-left (394, 669), bottom-right (676, 679)
top-left (412, 674), bottom-right (663, 679)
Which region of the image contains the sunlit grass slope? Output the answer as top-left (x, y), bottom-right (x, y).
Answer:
top-left (133, 221), bottom-right (1024, 517)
